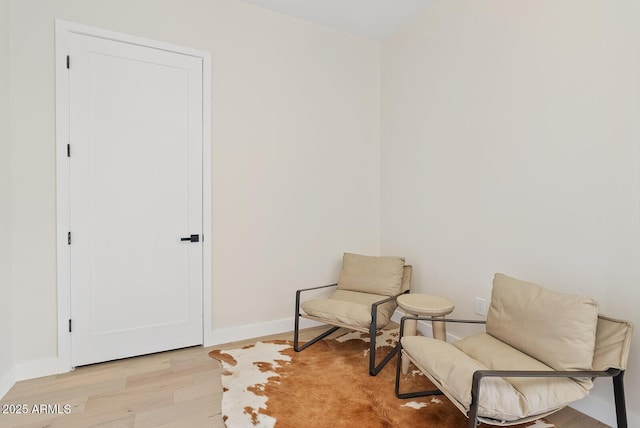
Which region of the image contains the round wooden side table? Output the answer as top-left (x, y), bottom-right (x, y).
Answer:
top-left (397, 293), bottom-right (455, 374)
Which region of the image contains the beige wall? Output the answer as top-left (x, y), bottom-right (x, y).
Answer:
top-left (381, 0), bottom-right (640, 423)
top-left (0, 0), bottom-right (13, 383)
top-left (8, 0), bottom-right (381, 364)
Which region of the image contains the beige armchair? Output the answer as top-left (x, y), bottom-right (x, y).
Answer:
top-left (294, 253), bottom-right (412, 375)
top-left (395, 273), bottom-right (633, 427)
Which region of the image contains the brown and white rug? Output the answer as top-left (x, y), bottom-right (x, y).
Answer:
top-left (209, 330), bottom-right (555, 428)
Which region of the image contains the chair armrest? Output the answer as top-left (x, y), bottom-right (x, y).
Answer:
top-left (371, 290), bottom-right (410, 317)
top-left (368, 291), bottom-right (413, 337)
top-left (296, 283), bottom-right (338, 294)
top-left (398, 316), bottom-right (486, 338)
top-left (371, 294), bottom-right (399, 309)
top-left (295, 284), bottom-right (338, 317)
top-left (473, 367), bottom-right (621, 382)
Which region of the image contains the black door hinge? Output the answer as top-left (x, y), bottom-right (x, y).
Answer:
top-left (68, 319), bottom-right (72, 333)
top-left (67, 144), bottom-right (70, 157)
top-left (68, 232), bottom-right (71, 245)
top-left (66, 55), bottom-right (70, 69)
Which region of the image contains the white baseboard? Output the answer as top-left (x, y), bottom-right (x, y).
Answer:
top-left (14, 356), bottom-right (68, 382)
top-left (0, 356), bottom-right (69, 400)
top-left (0, 366), bottom-right (16, 399)
top-left (204, 317), bottom-right (324, 347)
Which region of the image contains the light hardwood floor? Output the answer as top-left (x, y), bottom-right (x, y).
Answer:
top-left (0, 328), bottom-right (610, 428)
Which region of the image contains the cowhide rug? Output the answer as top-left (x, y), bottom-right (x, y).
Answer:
top-left (209, 330), bottom-right (555, 428)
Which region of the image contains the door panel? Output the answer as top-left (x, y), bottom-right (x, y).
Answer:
top-left (69, 33), bottom-right (203, 366)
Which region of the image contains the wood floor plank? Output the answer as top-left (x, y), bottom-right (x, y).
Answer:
top-left (133, 394), bottom-right (216, 427)
top-left (82, 387), bottom-right (174, 413)
top-left (173, 378), bottom-right (221, 403)
top-left (2, 378), bottom-right (124, 408)
top-left (6, 418), bottom-right (56, 428)
top-left (2, 375), bottom-right (58, 400)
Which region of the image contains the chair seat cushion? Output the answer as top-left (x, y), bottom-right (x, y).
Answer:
top-left (402, 333), bottom-right (592, 422)
top-left (301, 290), bottom-right (396, 329)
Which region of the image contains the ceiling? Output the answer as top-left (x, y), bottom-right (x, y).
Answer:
top-left (238, 0), bottom-right (434, 41)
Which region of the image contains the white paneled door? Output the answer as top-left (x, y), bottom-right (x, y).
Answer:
top-left (68, 32), bottom-right (203, 366)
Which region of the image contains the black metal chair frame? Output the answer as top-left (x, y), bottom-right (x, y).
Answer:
top-left (395, 315), bottom-right (629, 428)
top-left (294, 283), bottom-right (407, 376)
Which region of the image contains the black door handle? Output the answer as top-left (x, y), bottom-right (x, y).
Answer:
top-left (180, 234), bottom-right (199, 242)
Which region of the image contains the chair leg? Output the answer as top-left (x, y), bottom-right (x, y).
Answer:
top-left (467, 372), bottom-right (481, 428)
top-left (293, 290), bottom-right (340, 352)
top-left (293, 324), bottom-right (339, 352)
top-left (613, 370), bottom-right (628, 428)
top-left (369, 320), bottom-right (376, 375)
top-left (367, 306), bottom-right (401, 376)
top-left (394, 344), bottom-right (443, 398)
top-left (368, 331), bottom-right (399, 376)
top-left (293, 309), bottom-right (339, 351)
top-left (395, 343), bottom-right (404, 395)
top-left (467, 413), bottom-right (479, 428)
top-left (393, 318), bottom-right (443, 397)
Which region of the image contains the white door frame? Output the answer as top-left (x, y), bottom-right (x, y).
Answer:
top-left (55, 19), bottom-right (212, 371)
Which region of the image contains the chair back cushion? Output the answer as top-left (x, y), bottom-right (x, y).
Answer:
top-left (486, 273), bottom-right (599, 371)
top-left (400, 265), bottom-right (412, 293)
top-left (337, 253), bottom-right (405, 297)
top-left (592, 315), bottom-right (633, 371)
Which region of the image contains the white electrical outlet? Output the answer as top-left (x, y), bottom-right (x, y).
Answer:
top-left (475, 297), bottom-right (487, 316)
